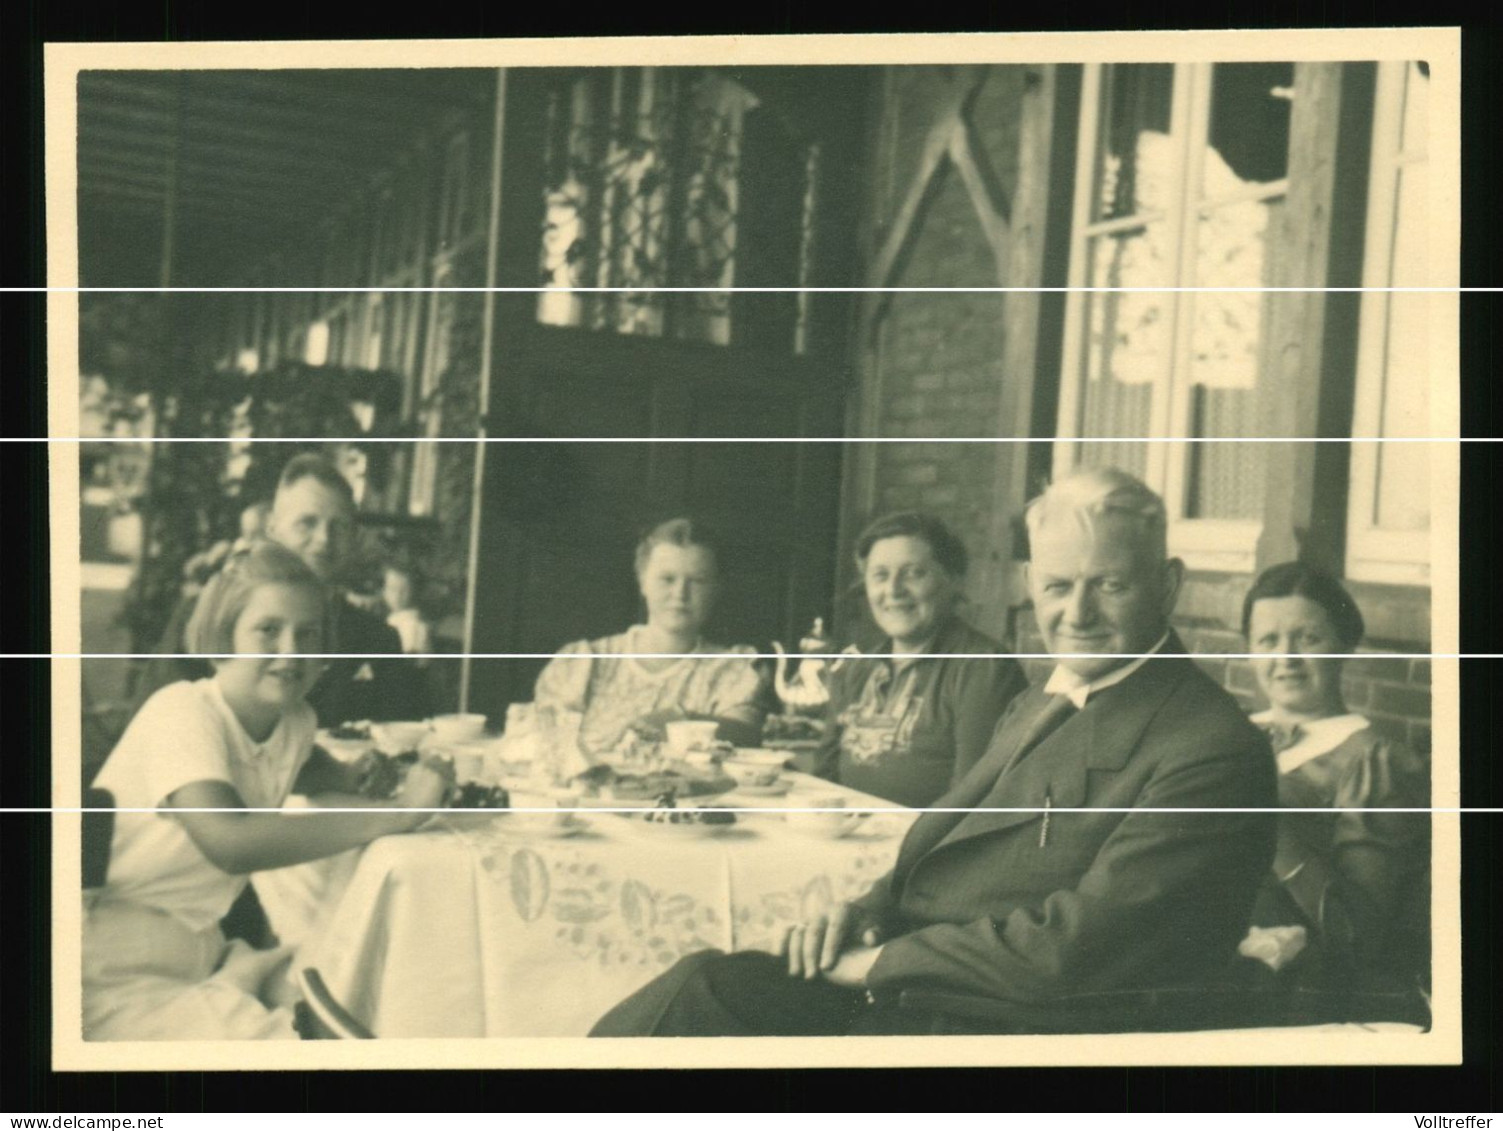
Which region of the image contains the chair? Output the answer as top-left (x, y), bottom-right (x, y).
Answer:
top-left (295, 967), bottom-right (375, 1039)
top-left (81, 672), bottom-right (135, 788)
top-left (220, 882), bottom-right (277, 949)
top-left (82, 787), bottom-right (115, 891)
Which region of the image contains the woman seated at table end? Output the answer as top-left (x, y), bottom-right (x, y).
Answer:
top-left (1239, 561), bottom-right (1431, 994)
top-left (813, 511), bottom-right (1026, 809)
top-left (532, 517), bottom-right (770, 763)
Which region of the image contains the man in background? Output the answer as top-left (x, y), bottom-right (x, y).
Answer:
top-left (130, 453), bottom-right (424, 728)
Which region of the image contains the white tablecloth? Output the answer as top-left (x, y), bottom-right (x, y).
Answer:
top-left (300, 774), bottom-right (913, 1037)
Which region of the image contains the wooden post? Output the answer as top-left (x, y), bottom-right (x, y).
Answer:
top-left (459, 67), bottom-right (508, 713)
top-left (1254, 62), bottom-right (1346, 572)
top-left (833, 68), bottom-right (893, 630)
top-left (983, 65), bottom-right (1057, 634)
top-left (158, 74), bottom-right (186, 289)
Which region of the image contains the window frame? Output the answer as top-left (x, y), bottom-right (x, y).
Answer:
top-left (1345, 60), bottom-right (1432, 586)
top-left (1054, 62), bottom-right (1292, 572)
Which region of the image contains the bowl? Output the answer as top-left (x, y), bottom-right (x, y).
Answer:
top-left (318, 733), bottom-right (375, 763)
top-left (730, 748), bottom-right (791, 768)
top-left (370, 721), bottom-right (430, 755)
top-left (431, 713), bottom-right (488, 744)
top-left (664, 720), bottom-right (721, 756)
top-left (722, 759), bottom-right (783, 788)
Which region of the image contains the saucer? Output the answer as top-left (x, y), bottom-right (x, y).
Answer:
top-left (734, 780), bottom-right (794, 798)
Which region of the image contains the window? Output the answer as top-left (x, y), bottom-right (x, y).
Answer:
top-left (382, 290), bottom-right (421, 382)
top-left (1347, 61), bottom-right (1431, 585)
top-left (535, 68), bottom-right (763, 346)
top-left (1055, 62), bottom-right (1294, 570)
top-left (407, 259), bottom-right (458, 518)
top-left (363, 294), bottom-right (386, 370)
top-left (325, 307), bottom-right (350, 367)
top-left (304, 320), bottom-right (331, 366)
top-left (436, 133), bottom-right (471, 256)
top-left (365, 170), bottom-right (430, 419)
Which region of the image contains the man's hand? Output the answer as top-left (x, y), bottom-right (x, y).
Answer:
top-left (780, 901), bottom-right (884, 980)
top-left (822, 945), bottom-right (883, 989)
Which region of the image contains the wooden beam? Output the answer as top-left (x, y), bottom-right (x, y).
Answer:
top-left (864, 112), bottom-right (955, 292)
top-left (860, 68), bottom-right (994, 341)
top-left (835, 67), bottom-right (895, 628)
top-left (80, 72), bottom-right (453, 142)
top-left (79, 170), bottom-right (304, 225)
top-left (79, 178), bottom-right (305, 234)
top-left (981, 65), bottom-right (1057, 638)
top-left (947, 116), bottom-right (1011, 282)
top-left (197, 69), bottom-right (488, 121)
top-left (79, 98), bottom-right (397, 170)
top-left (459, 68), bottom-right (508, 712)
top-left (1255, 62), bottom-right (1346, 571)
top-left (78, 138), bottom-right (341, 207)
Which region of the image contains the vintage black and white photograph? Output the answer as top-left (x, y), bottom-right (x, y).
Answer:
top-left (48, 30), bottom-right (1459, 1069)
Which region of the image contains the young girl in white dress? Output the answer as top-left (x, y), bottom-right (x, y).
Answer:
top-left (84, 542), bottom-right (453, 1041)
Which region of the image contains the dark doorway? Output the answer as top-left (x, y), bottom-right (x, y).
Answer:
top-left (467, 66), bottom-right (867, 717)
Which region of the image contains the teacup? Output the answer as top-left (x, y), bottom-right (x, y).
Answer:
top-left (801, 795), bottom-right (868, 838)
top-left (371, 721), bottom-right (430, 756)
top-left (448, 744), bottom-right (489, 783)
top-left (431, 713), bottom-right (488, 744)
top-left (319, 733), bottom-right (375, 763)
top-left (510, 791), bottom-right (583, 833)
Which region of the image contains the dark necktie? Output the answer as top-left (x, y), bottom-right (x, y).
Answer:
top-left (1004, 692), bottom-right (1078, 774)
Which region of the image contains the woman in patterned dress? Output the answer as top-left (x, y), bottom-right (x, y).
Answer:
top-left (812, 512), bottom-right (1025, 808)
top-left (533, 518), bottom-right (769, 762)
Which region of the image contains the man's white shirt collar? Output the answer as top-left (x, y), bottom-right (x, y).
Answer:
top-left (1044, 633), bottom-right (1171, 709)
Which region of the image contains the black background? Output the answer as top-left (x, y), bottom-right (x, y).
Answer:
top-left (2, 0), bottom-right (1499, 1114)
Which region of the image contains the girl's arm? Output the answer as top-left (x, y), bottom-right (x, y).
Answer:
top-left (167, 759), bottom-right (452, 875)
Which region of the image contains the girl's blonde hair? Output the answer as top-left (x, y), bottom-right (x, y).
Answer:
top-left (185, 541), bottom-right (330, 656)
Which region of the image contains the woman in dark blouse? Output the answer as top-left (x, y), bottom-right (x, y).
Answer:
top-left (814, 512), bottom-right (1025, 808)
top-left (1239, 562), bottom-right (1431, 993)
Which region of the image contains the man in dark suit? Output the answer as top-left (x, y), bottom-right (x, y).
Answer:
top-left (130, 453), bottom-right (424, 727)
top-left (591, 468), bottom-right (1277, 1036)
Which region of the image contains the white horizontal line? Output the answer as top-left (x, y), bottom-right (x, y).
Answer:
top-left (28, 436), bottom-right (1475, 444)
top-left (18, 806), bottom-right (1484, 815)
top-left (3, 285), bottom-right (1476, 294)
top-left (39, 652), bottom-right (1441, 660)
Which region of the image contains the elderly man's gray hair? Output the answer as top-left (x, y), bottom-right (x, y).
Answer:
top-left (1024, 467), bottom-right (1169, 561)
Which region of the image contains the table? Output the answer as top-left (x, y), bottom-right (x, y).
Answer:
top-left (300, 773), bottom-right (914, 1038)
